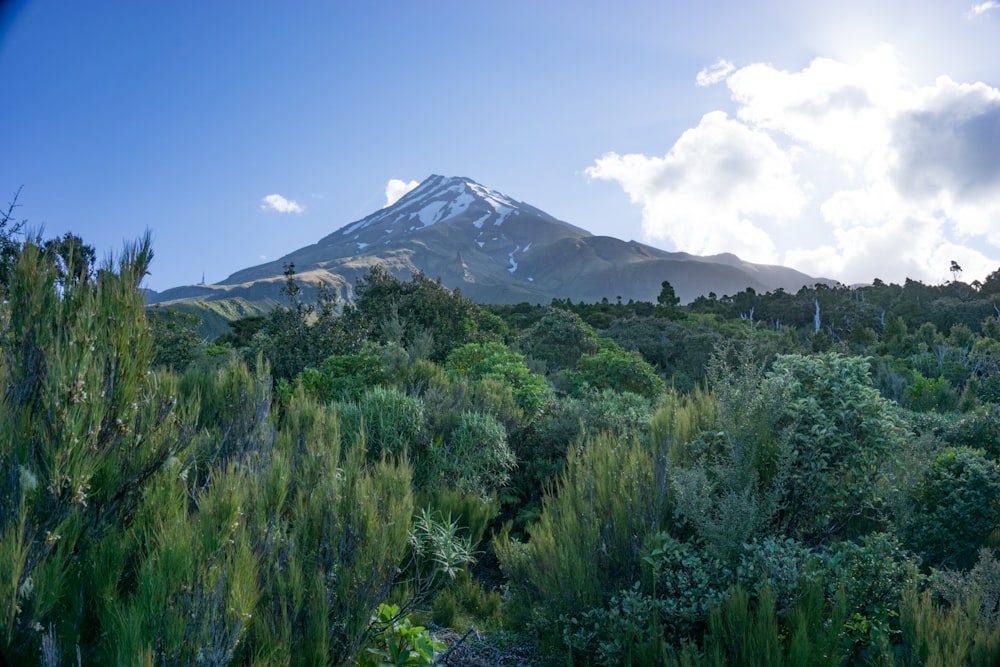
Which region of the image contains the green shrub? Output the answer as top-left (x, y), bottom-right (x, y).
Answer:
top-left (299, 346), bottom-right (384, 403)
top-left (338, 386), bottom-right (427, 459)
top-left (424, 411), bottom-right (515, 498)
top-left (735, 537), bottom-right (821, 610)
top-left (445, 342), bottom-right (550, 420)
top-left (899, 583), bottom-right (1000, 667)
top-left (245, 390), bottom-right (415, 664)
top-left (431, 570), bottom-right (502, 631)
top-left (766, 353), bottom-right (902, 541)
top-left (0, 235), bottom-right (196, 664)
top-left (515, 307), bottom-right (599, 372)
top-left (904, 447), bottom-right (1000, 568)
top-left (904, 371), bottom-right (959, 413)
top-left (943, 404), bottom-right (1000, 460)
top-left (495, 433), bottom-right (667, 654)
top-left (572, 347), bottom-right (666, 400)
top-left (640, 533), bottom-right (731, 641)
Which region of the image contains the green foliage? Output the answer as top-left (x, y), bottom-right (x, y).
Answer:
top-left (300, 346), bottom-right (384, 403)
top-left (0, 233), bottom-right (196, 663)
top-left (932, 548), bottom-right (1000, 634)
top-left (942, 404), bottom-right (1000, 459)
top-left (899, 583), bottom-right (1000, 667)
top-left (692, 582), bottom-right (850, 667)
top-left (572, 347), bottom-right (666, 400)
top-left (514, 306), bottom-right (599, 372)
top-left (396, 507), bottom-right (476, 612)
top-left (430, 570), bottom-right (503, 630)
top-left (495, 432), bottom-right (667, 655)
top-left (904, 371), bottom-right (959, 413)
top-left (247, 265), bottom-right (353, 382)
top-left (820, 532), bottom-right (911, 655)
top-left (735, 537), bottom-right (821, 610)
top-left (603, 316), bottom-right (722, 391)
top-left (359, 603), bottom-right (446, 667)
top-left (445, 342), bottom-right (550, 419)
top-left (0, 234), bottom-right (426, 665)
top-left (640, 533), bottom-right (732, 640)
top-left (338, 386), bottom-right (427, 459)
top-left (669, 343), bottom-right (784, 563)
top-left (904, 447), bottom-right (1000, 568)
top-left (424, 411), bottom-right (515, 498)
top-left (767, 352), bottom-right (902, 541)
top-left (246, 389), bottom-right (415, 665)
top-left (351, 265), bottom-right (490, 362)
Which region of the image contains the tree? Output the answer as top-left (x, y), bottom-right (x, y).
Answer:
top-left (656, 280), bottom-right (683, 318)
top-left (514, 307), bottom-right (598, 372)
top-left (571, 347), bottom-right (665, 400)
top-left (0, 187), bottom-right (26, 287)
top-left (248, 263), bottom-right (353, 382)
top-left (43, 232), bottom-right (95, 286)
top-left (351, 266), bottom-right (489, 362)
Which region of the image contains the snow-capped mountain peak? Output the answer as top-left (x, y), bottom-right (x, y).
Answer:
top-left (335, 175), bottom-right (535, 240)
top-left (150, 173), bottom-right (829, 308)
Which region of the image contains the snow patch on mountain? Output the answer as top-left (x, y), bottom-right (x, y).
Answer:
top-left (417, 200), bottom-right (448, 226)
top-left (508, 245), bottom-right (520, 273)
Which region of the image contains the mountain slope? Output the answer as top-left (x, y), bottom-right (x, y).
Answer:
top-left (148, 175), bottom-right (829, 306)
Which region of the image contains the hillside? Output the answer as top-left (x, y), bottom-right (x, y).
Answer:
top-left (147, 175), bottom-right (830, 308)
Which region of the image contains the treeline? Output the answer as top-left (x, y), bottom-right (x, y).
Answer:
top-left (5, 216), bottom-right (1000, 665)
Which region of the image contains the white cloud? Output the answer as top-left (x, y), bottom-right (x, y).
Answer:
top-left (727, 44), bottom-right (905, 162)
top-left (587, 111), bottom-right (807, 264)
top-left (260, 194), bottom-right (304, 214)
top-left (696, 59), bottom-right (735, 86)
top-left (968, 1), bottom-right (999, 18)
top-left (592, 45), bottom-right (1000, 286)
top-left (385, 178), bottom-right (419, 207)
top-left (886, 76), bottom-right (1000, 202)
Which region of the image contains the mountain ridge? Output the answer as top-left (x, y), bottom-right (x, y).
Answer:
top-left (147, 175), bottom-right (832, 307)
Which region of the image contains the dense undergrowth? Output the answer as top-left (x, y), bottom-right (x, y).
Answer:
top-left (5, 219), bottom-right (1000, 665)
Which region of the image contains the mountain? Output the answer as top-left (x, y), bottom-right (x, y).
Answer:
top-left (147, 175), bottom-right (830, 307)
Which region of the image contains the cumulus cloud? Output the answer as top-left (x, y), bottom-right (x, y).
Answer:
top-left (887, 77), bottom-right (1000, 200)
top-left (727, 44), bottom-right (905, 161)
top-left (260, 194), bottom-right (304, 214)
top-left (587, 111), bottom-right (808, 264)
top-left (385, 178), bottom-right (419, 207)
top-left (590, 44), bottom-right (1000, 285)
top-left (968, 1), bottom-right (999, 18)
top-left (696, 59), bottom-right (735, 86)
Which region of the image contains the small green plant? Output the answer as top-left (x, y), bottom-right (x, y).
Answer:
top-left (431, 570), bottom-right (502, 630)
top-left (359, 603), bottom-right (446, 667)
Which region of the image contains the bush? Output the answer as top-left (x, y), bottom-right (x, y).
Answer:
top-left (299, 347), bottom-right (384, 403)
top-left (424, 411), bottom-right (515, 498)
top-left (337, 386), bottom-right (427, 459)
top-left (766, 353), bottom-right (902, 541)
top-left (904, 446), bottom-right (1000, 568)
top-left (430, 570), bottom-right (502, 631)
top-left (572, 348), bottom-right (665, 400)
top-left (495, 433), bottom-right (667, 655)
top-left (445, 342), bottom-right (550, 420)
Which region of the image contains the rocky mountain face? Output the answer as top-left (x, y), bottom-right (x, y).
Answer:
top-left (147, 175), bottom-right (828, 306)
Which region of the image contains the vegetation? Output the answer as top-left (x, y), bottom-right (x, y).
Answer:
top-left (6, 212), bottom-right (1000, 665)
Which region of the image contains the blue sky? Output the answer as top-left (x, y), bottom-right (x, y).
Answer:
top-left (2, 0), bottom-right (999, 291)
